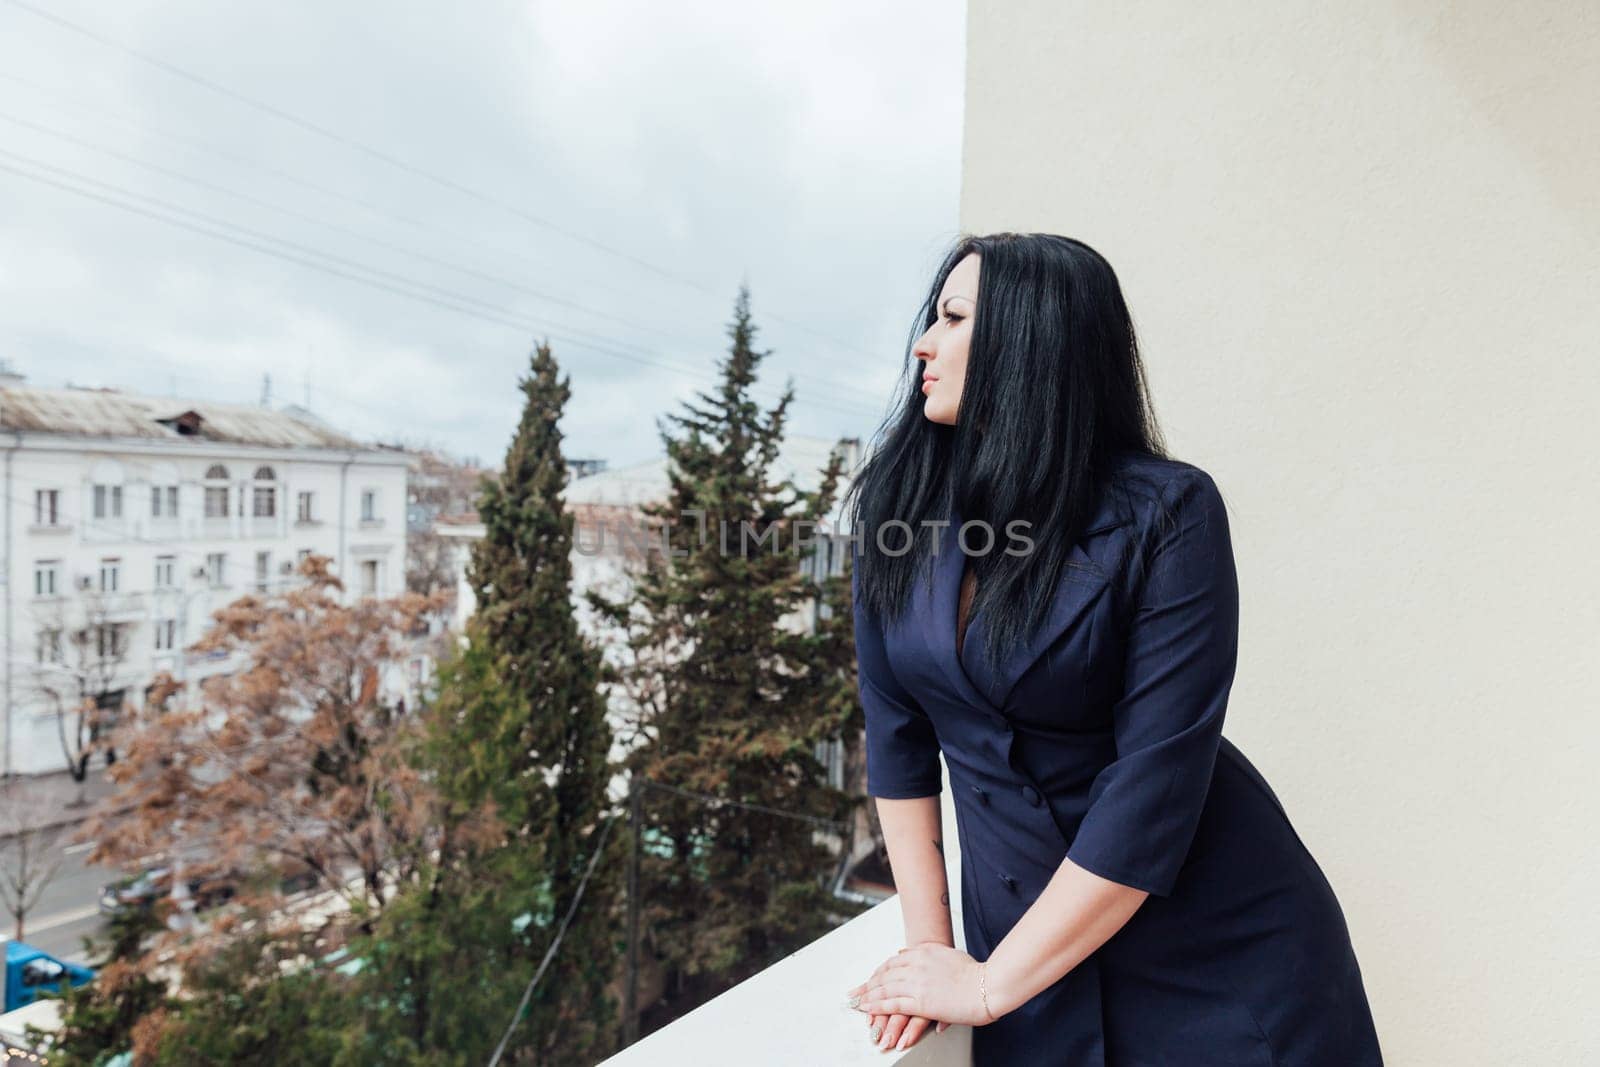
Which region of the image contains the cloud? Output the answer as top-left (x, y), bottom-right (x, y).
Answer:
top-left (0, 0), bottom-right (962, 467)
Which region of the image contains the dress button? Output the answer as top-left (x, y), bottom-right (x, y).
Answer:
top-left (970, 785), bottom-right (989, 806)
top-left (997, 873), bottom-right (1017, 893)
top-left (1021, 785), bottom-right (1041, 807)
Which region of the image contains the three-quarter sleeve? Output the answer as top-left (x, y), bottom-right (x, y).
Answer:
top-left (1065, 470), bottom-right (1240, 896)
top-left (854, 562), bottom-right (944, 799)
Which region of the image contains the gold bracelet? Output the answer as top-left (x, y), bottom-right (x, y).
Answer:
top-left (979, 961), bottom-right (996, 1023)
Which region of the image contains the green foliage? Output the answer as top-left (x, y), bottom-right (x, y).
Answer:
top-left (350, 340), bottom-right (623, 1066)
top-left (139, 932), bottom-right (354, 1067)
top-left (598, 287), bottom-right (867, 1032)
top-left (334, 866), bottom-right (539, 1066)
top-left (40, 902), bottom-right (170, 1066)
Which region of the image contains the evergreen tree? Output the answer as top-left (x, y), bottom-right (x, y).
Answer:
top-left (355, 340), bottom-right (622, 1066)
top-left (594, 287), bottom-right (863, 1033)
top-left (444, 347), bottom-right (624, 1062)
top-left (342, 629), bottom-right (576, 1066)
top-left (41, 906), bottom-right (170, 1066)
top-left (135, 928), bottom-right (352, 1066)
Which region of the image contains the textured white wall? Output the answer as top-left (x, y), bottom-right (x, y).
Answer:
top-left (960, 3), bottom-right (1599, 1063)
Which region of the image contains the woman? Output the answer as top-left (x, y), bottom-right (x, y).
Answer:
top-left (843, 233), bottom-right (1382, 1065)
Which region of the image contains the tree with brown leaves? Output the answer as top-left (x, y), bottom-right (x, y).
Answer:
top-left (81, 554), bottom-right (453, 937)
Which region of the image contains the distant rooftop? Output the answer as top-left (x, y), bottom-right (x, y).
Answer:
top-left (0, 382), bottom-right (371, 451)
top-left (562, 434), bottom-right (862, 527)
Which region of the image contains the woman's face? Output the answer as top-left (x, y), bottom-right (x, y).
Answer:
top-left (912, 252), bottom-right (978, 425)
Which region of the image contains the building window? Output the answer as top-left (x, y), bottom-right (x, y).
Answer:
top-left (92, 484), bottom-right (124, 520)
top-left (95, 622), bottom-right (128, 660)
top-left (359, 560), bottom-right (379, 597)
top-left (360, 490), bottom-right (377, 522)
top-left (252, 467), bottom-right (277, 519)
top-left (154, 555), bottom-right (176, 589)
top-left (297, 491), bottom-right (314, 522)
top-left (151, 484), bottom-right (180, 518)
top-left (99, 558), bottom-right (121, 594)
top-left (154, 618), bottom-right (177, 651)
top-left (35, 628), bottom-right (63, 665)
top-left (204, 464), bottom-right (230, 518)
top-left (33, 561), bottom-right (60, 598)
top-left (255, 551), bottom-right (271, 593)
top-left (34, 489), bottom-right (59, 526)
top-left (206, 552), bottom-right (227, 588)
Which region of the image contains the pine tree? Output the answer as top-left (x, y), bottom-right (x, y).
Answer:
top-left (428, 340), bottom-right (622, 1064)
top-left (596, 287), bottom-right (864, 1033)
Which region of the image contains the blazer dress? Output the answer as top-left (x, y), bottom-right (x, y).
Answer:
top-left (854, 454), bottom-right (1383, 1066)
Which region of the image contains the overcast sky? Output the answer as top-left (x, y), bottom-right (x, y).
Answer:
top-left (0, 0), bottom-right (964, 469)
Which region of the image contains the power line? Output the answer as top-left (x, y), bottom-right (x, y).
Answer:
top-left (0, 105), bottom-right (891, 417)
top-left (0, 70), bottom-right (646, 311)
top-left (637, 779), bottom-right (848, 832)
top-left (486, 813), bottom-right (618, 1067)
top-left (0, 109), bottom-right (684, 345)
top-left (2, 0), bottom-right (892, 365)
top-left (483, 779), bottom-right (851, 1063)
top-left (0, 150), bottom-right (889, 423)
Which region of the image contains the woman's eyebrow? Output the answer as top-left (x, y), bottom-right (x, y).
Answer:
top-left (939, 294), bottom-right (974, 312)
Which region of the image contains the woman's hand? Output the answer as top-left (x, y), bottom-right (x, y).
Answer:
top-left (862, 1011), bottom-right (945, 1054)
top-left (847, 942), bottom-right (995, 1032)
top-left (848, 944), bottom-right (951, 1052)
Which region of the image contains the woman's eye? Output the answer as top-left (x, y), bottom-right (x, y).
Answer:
top-left (945, 313), bottom-right (963, 326)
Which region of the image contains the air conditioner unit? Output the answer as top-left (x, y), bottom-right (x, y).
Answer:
top-left (76, 575), bottom-right (94, 591)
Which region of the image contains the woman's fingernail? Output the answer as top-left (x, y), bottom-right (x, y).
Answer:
top-left (870, 1024), bottom-right (883, 1043)
top-left (847, 994), bottom-right (861, 1008)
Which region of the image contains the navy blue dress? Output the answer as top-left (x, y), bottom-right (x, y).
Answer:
top-left (854, 454), bottom-right (1383, 1066)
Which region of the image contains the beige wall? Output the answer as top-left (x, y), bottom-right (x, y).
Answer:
top-left (960, 3), bottom-right (1598, 1063)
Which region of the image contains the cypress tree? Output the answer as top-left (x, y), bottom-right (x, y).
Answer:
top-left (393, 340), bottom-right (623, 1065)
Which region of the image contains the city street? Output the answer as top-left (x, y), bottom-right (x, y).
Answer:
top-left (1, 839), bottom-right (109, 964)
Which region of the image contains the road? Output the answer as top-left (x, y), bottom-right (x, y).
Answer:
top-left (0, 840), bottom-right (110, 964)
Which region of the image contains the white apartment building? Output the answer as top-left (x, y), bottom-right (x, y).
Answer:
top-left (0, 377), bottom-right (409, 776)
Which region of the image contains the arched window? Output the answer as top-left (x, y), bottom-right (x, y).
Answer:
top-left (204, 464), bottom-right (230, 519)
top-left (252, 465), bottom-right (277, 519)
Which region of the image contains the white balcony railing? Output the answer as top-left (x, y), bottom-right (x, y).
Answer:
top-left (600, 769), bottom-right (971, 1066)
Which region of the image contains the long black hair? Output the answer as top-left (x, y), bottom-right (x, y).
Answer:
top-left (843, 232), bottom-right (1172, 679)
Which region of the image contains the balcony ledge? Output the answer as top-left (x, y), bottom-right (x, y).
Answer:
top-left (600, 764), bottom-right (970, 1066)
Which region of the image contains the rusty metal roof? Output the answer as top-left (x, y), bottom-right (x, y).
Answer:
top-left (0, 384), bottom-right (369, 451)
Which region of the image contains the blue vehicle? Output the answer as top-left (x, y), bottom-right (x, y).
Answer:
top-left (4, 942), bottom-right (94, 1012)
